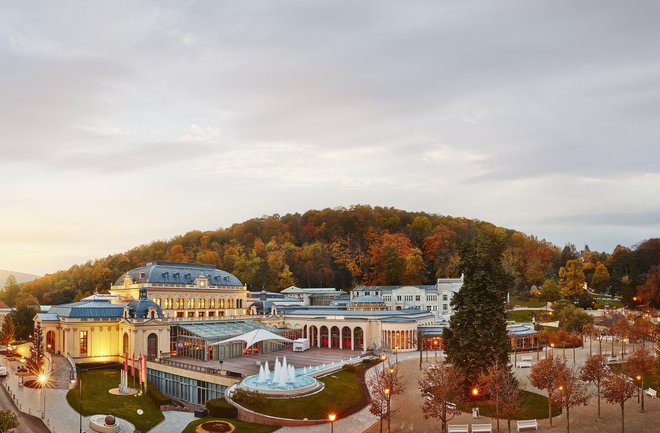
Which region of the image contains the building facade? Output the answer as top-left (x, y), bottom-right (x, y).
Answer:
top-left (351, 276), bottom-right (463, 323)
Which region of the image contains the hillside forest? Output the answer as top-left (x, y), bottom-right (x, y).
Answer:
top-left (7, 206), bottom-right (660, 309)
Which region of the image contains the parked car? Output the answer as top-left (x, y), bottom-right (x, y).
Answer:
top-left (0, 367), bottom-right (8, 377)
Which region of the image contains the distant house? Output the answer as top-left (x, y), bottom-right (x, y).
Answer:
top-left (280, 286), bottom-right (345, 306)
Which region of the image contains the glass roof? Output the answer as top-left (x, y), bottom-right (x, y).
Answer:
top-left (177, 320), bottom-right (283, 341)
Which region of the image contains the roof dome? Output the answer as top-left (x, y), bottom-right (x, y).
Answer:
top-left (114, 261), bottom-right (243, 286)
top-left (126, 287), bottom-right (163, 319)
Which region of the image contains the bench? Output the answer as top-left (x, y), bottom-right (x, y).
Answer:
top-left (445, 401), bottom-right (457, 410)
top-left (447, 424), bottom-right (469, 433)
top-left (517, 419), bottom-right (538, 431)
top-left (645, 388), bottom-right (657, 399)
top-left (472, 423), bottom-right (492, 432)
top-left (516, 357), bottom-right (532, 368)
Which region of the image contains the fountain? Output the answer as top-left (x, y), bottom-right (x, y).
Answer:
top-left (240, 356), bottom-right (321, 396)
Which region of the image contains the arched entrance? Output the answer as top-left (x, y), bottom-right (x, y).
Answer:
top-left (310, 325), bottom-right (318, 347)
top-left (353, 327), bottom-right (364, 351)
top-left (46, 331), bottom-right (55, 352)
top-left (320, 326), bottom-right (329, 348)
top-left (341, 327), bottom-right (352, 349)
top-left (330, 326), bottom-right (340, 349)
top-left (147, 333), bottom-right (158, 360)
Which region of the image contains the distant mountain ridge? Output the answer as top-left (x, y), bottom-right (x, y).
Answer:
top-left (0, 269), bottom-right (40, 284)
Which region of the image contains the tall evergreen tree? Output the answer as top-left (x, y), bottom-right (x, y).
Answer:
top-left (443, 229), bottom-right (511, 387)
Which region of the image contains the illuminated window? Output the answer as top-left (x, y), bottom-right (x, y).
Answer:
top-left (187, 298), bottom-right (195, 309)
top-left (155, 298), bottom-right (161, 306)
top-left (210, 298), bottom-right (216, 308)
top-left (198, 298), bottom-right (206, 309)
top-left (80, 331), bottom-right (88, 354)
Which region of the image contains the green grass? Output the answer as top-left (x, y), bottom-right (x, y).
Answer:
top-left (464, 390), bottom-right (561, 420)
top-left (593, 298), bottom-right (623, 308)
top-left (237, 364), bottom-right (371, 420)
top-left (507, 310), bottom-right (534, 323)
top-left (510, 297), bottom-right (546, 308)
top-left (66, 367), bottom-right (164, 432)
top-left (182, 417), bottom-right (278, 433)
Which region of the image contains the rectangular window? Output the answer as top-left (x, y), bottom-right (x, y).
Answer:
top-left (365, 291), bottom-right (370, 296)
top-left (442, 294), bottom-right (448, 301)
top-left (426, 305), bottom-right (432, 311)
top-left (415, 295), bottom-right (421, 301)
top-left (79, 331), bottom-right (88, 354)
top-left (432, 305), bottom-right (437, 311)
top-left (397, 295), bottom-right (402, 301)
top-left (443, 304), bottom-right (448, 312)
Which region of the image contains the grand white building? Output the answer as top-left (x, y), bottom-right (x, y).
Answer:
top-left (350, 276), bottom-right (464, 323)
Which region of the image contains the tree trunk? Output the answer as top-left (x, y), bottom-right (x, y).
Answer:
top-left (641, 377), bottom-right (645, 412)
top-left (496, 398), bottom-right (500, 432)
top-left (596, 384), bottom-right (601, 418)
top-left (508, 417), bottom-right (511, 433)
top-left (621, 402), bottom-right (624, 433)
top-left (566, 406), bottom-right (570, 433)
top-left (548, 393), bottom-right (553, 427)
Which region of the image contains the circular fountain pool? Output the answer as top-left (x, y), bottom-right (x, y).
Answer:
top-left (239, 356), bottom-right (322, 396)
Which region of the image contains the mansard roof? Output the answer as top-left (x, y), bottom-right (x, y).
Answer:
top-left (113, 261), bottom-right (242, 286)
top-left (46, 299), bottom-right (124, 319)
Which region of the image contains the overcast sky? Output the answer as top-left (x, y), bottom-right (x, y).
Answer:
top-left (1, 1), bottom-right (659, 275)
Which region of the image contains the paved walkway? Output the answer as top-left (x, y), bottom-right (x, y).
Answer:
top-left (148, 411), bottom-right (196, 433)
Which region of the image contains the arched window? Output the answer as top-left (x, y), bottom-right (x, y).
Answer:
top-left (154, 298), bottom-right (161, 306)
top-left (237, 299), bottom-right (242, 308)
top-left (198, 298), bottom-right (206, 309)
top-left (123, 332), bottom-right (129, 355)
top-left (210, 298), bottom-right (216, 308)
top-left (220, 299), bottom-right (225, 309)
top-left (147, 333), bottom-right (158, 360)
top-left (167, 298), bottom-right (173, 309)
top-left (187, 298), bottom-right (195, 309)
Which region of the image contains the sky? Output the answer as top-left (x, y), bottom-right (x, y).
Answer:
top-left (1, 1), bottom-right (659, 276)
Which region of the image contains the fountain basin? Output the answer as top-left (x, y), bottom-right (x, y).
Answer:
top-left (89, 415), bottom-right (120, 433)
top-left (241, 373), bottom-right (320, 396)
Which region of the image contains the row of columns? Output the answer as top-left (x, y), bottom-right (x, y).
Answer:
top-left (382, 329), bottom-right (416, 350)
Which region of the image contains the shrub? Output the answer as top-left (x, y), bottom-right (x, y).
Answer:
top-left (146, 381), bottom-right (171, 406)
top-left (232, 389), bottom-right (266, 408)
top-left (206, 398), bottom-right (238, 418)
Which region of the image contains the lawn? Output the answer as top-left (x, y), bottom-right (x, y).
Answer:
top-left (237, 362), bottom-right (372, 420)
top-left (66, 367), bottom-right (164, 432)
top-left (510, 296), bottom-right (546, 308)
top-left (464, 390), bottom-right (561, 420)
top-left (182, 417), bottom-right (278, 433)
top-left (507, 310), bottom-right (534, 323)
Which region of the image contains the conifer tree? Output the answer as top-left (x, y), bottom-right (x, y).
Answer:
top-left (443, 229), bottom-right (511, 387)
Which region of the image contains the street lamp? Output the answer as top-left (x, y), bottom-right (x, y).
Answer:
top-left (380, 354), bottom-right (387, 372)
top-left (384, 387), bottom-right (391, 433)
top-left (38, 373), bottom-right (47, 419)
top-left (394, 346), bottom-right (399, 364)
top-left (328, 413), bottom-right (336, 433)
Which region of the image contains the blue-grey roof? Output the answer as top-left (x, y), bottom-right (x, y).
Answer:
top-left (380, 317), bottom-right (416, 323)
top-left (47, 300), bottom-right (124, 319)
top-left (507, 323), bottom-right (537, 336)
top-left (354, 284), bottom-right (438, 293)
top-left (114, 261), bottom-right (242, 286)
top-left (127, 298), bottom-right (163, 319)
top-left (281, 307), bottom-right (433, 318)
top-left (36, 313), bottom-right (59, 322)
top-left (176, 320), bottom-right (283, 340)
top-left (351, 295), bottom-right (385, 303)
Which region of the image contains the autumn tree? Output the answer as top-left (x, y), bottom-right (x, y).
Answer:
top-left (444, 229), bottom-right (511, 387)
top-left (553, 368), bottom-right (590, 433)
top-left (558, 304), bottom-right (593, 334)
top-left (580, 355), bottom-right (608, 418)
top-left (530, 355), bottom-right (568, 427)
top-left (558, 260), bottom-right (586, 298)
top-left (591, 262), bottom-right (611, 293)
top-left (498, 373), bottom-right (521, 433)
top-left (636, 265), bottom-right (660, 307)
top-left (539, 278), bottom-right (561, 306)
top-left (0, 314), bottom-right (14, 347)
top-left (27, 322), bottom-right (45, 374)
top-left (626, 346), bottom-right (654, 412)
top-left (368, 365), bottom-right (405, 433)
top-left (419, 363), bottom-right (464, 433)
top-left (479, 361), bottom-right (518, 432)
top-left (602, 371), bottom-right (637, 433)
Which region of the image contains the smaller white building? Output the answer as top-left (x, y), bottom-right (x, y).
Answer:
top-left (280, 286), bottom-right (345, 306)
top-left (351, 276), bottom-right (463, 323)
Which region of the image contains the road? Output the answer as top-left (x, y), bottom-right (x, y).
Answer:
top-left (0, 378), bottom-right (49, 433)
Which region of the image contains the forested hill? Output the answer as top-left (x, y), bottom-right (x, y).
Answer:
top-left (16, 205), bottom-right (659, 306)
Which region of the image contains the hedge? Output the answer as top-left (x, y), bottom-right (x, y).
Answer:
top-left (206, 398), bottom-right (238, 418)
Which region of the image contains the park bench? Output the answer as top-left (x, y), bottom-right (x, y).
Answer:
top-left (472, 423), bottom-right (492, 432)
top-left (517, 419), bottom-right (538, 431)
top-left (645, 388), bottom-right (657, 399)
top-left (447, 424), bottom-right (469, 433)
top-left (445, 401), bottom-right (457, 410)
top-left (516, 356), bottom-right (533, 368)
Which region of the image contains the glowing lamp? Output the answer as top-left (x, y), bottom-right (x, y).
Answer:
top-left (471, 387), bottom-right (479, 397)
top-left (328, 413), bottom-right (336, 422)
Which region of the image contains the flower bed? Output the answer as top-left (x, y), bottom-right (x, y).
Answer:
top-left (196, 420), bottom-right (235, 433)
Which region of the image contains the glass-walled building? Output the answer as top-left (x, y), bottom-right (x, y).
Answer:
top-left (170, 320), bottom-right (302, 362)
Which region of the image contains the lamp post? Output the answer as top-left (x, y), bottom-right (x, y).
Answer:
top-left (328, 413), bottom-right (336, 433)
top-left (38, 373), bottom-right (47, 419)
top-left (394, 346), bottom-right (398, 364)
top-left (380, 354), bottom-right (387, 372)
top-left (384, 387), bottom-right (391, 433)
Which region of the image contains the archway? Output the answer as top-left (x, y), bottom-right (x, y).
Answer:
top-left (330, 326), bottom-right (340, 349)
top-left (46, 331), bottom-right (55, 352)
top-left (309, 325), bottom-right (318, 347)
top-left (147, 333), bottom-right (158, 360)
top-left (341, 327), bottom-right (352, 349)
top-left (354, 327), bottom-right (364, 351)
top-left (320, 326), bottom-right (329, 348)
